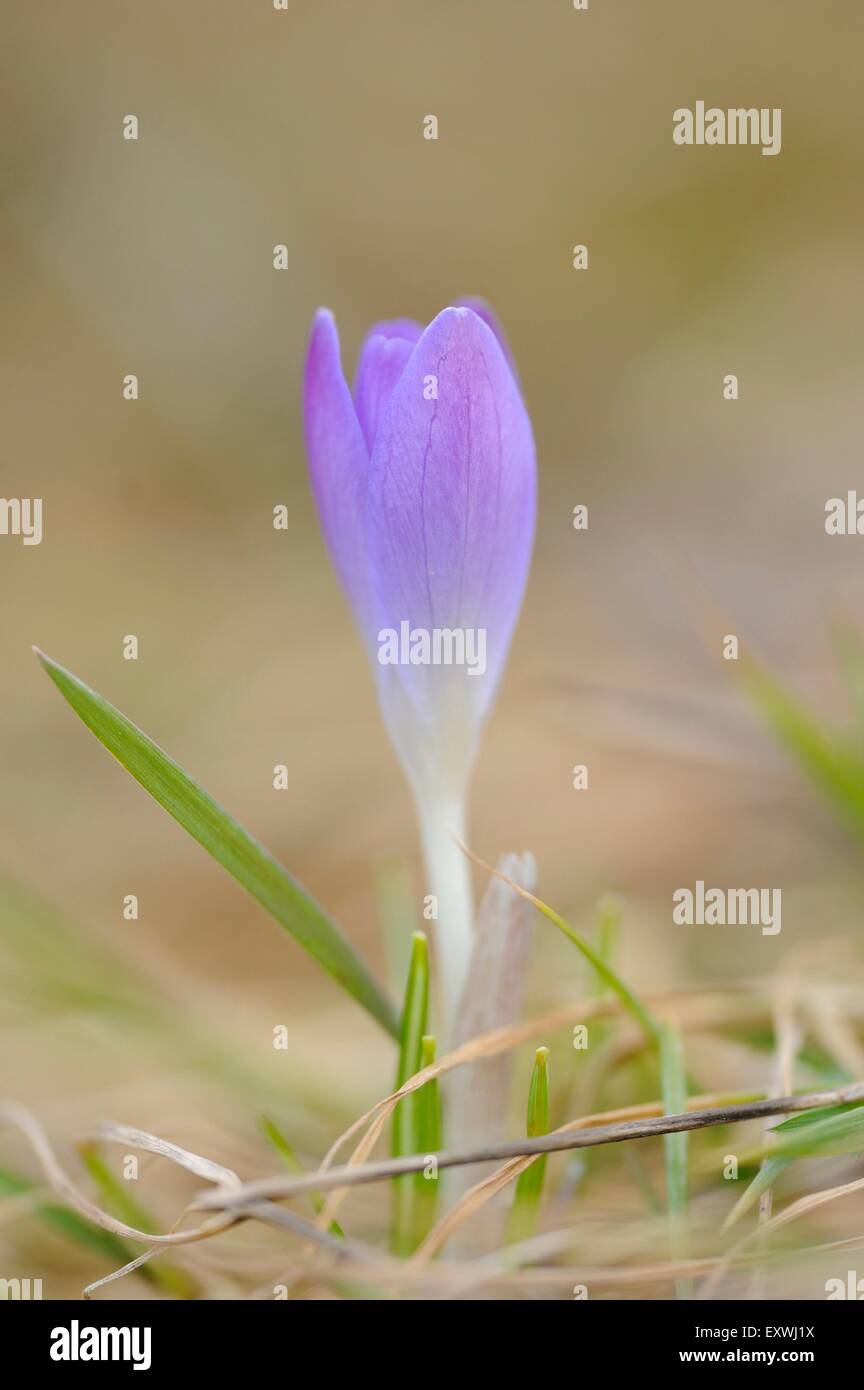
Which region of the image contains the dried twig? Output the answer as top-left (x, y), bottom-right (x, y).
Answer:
top-left (0, 1103), bottom-right (230, 1246)
top-left (196, 1080), bottom-right (864, 1212)
top-left (309, 982), bottom-right (770, 1234)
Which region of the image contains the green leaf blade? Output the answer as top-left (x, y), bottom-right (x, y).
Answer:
top-left (259, 1115), bottom-right (344, 1238)
top-left (412, 1035), bottom-right (442, 1243)
top-left (512, 883), bottom-right (659, 1046)
top-left (724, 1155), bottom-right (791, 1230)
top-left (724, 1104), bottom-right (864, 1231)
top-left (391, 931), bottom-right (430, 1256)
top-left (506, 1046), bottom-right (550, 1246)
top-left (660, 1022), bottom-right (691, 1299)
top-left (743, 661), bottom-right (864, 840)
top-left (35, 650), bottom-right (398, 1037)
top-left (771, 1102), bottom-right (864, 1159)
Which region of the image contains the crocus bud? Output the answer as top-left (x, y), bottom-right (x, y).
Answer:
top-left (303, 300), bottom-right (536, 1024)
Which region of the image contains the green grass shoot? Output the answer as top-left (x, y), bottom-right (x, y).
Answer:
top-left (259, 1114), bottom-right (344, 1237)
top-left (391, 931), bottom-right (430, 1255)
top-left (412, 1035), bottom-right (442, 1243)
top-left (469, 856), bottom-right (661, 1048)
top-left (660, 1021), bottom-right (691, 1298)
top-left (506, 1046), bottom-right (550, 1246)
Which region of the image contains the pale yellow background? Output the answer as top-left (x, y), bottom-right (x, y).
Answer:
top-left (1, 1), bottom-right (862, 1296)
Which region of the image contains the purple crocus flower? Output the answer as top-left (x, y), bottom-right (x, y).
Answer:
top-left (303, 299), bottom-right (536, 1025)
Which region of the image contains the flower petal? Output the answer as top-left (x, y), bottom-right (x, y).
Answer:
top-left (366, 306), bottom-right (536, 787)
top-left (353, 334), bottom-right (416, 452)
top-left (453, 296), bottom-right (518, 378)
top-left (302, 309), bottom-right (371, 629)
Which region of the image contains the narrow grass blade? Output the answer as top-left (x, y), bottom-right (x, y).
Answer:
top-left (506, 1046), bottom-right (550, 1246)
top-left (661, 1024), bottom-right (689, 1214)
top-left (771, 1102), bottom-right (857, 1133)
top-left (470, 853), bottom-right (660, 1047)
top-left (742, 659), bottom-right (864, 840)
top-left (412, 1035), bottom-right (442, 1242)
top-left (660, 1022), bottom-right (691, 1297)
top-left (35, 650), bottom-right (398, 1037)
top-left (259, 1114), bottom-right (343, 1238)
top-left (594, 894), bottom-right (620, 987)
top-left (391, 931), bottom-right (429, 1256)
top-left (724, 1155), bottom-right (791, 1230)
top-left (583, 893), bottom-right (622, 1057)
top-left (724, 1103), bottom-right (864, 1229)
top-left (769, 1100), bottom-right (864, 1158)
top-left (78, 1144), bottom-right (198, 1298)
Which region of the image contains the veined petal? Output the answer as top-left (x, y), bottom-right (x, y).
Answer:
top-left (303, 309), bottom-right (371, 631)
top-left (367, 306), bottom-right (536, 790)
top-left (353, 334), bottom-right (416, 452)
top-left (453, 296), bottom-right (518, 378)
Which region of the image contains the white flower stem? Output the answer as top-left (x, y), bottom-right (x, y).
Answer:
top-left (416, 790), bottom-right (474, 1040)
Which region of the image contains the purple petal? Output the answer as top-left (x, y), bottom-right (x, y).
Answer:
top-left (452, 296), bottom-right (519, 378)
top-left (302, 309), bottom-right (371, 629)
top-left (360, 318), bottom-right (424, 346)
top-left (366, 306), bottom-right (536, 778)
top-left (353, 334), bottom-right (416, 452)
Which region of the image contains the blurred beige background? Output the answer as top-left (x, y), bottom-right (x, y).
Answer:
top-left (2, 0), bottom-right (864, 1263)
